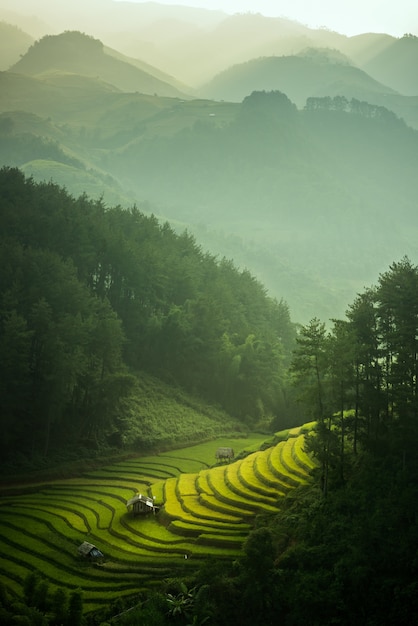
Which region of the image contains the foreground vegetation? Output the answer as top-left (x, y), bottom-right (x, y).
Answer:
top-left (0, 427), bottom-right (316, 623)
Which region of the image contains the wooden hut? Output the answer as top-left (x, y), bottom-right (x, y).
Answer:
top-left (126, 493), bottom-right (156, 516)
top-left (77, 541), bottom-right (104, 560)
top-left (215, 446), bottom-right (235, 462)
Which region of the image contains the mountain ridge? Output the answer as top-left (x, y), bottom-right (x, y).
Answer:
top-left (10, 30), bottom-right (192, 98)
top-left (198, 52), bottom-right (398, 107)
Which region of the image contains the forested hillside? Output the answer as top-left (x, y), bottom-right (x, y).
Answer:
top-left (0, 167), bottom-right (297, 468)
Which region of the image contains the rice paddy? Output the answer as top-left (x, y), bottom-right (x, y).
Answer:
top-left (0, 425), bottom-right (317, 615)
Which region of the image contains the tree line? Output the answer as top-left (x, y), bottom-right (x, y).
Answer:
top-left (291, 256), bottom-right (418, 494)
top-left (0, 167), bottom-right (297, 464)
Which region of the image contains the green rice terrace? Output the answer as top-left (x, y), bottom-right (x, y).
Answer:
top-left (0, 423), bottom-right (317, 615)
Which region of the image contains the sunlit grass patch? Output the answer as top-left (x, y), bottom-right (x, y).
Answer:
top-left (280, 438), bottom-right (310, 482)
top-left (151, 455), bottom-right (206, 474)
top-left (225, 458), bottom-right (283, 503)
top-left (0, 510), bottom-right (79, 555)
top-left (181, 494), bottom-right (243, 522)
top-left (87, 465), bottom-right (176, 480)
top-left (205, 467), bottom-right (278, 514)
top-left (158, 435), bottom-right (268, 468)
top-left (292, 434), bottom-right (318, 472)
top-left (196, 493), bottom-right (252, 519)
top-left (195, 469), bottom-right (215, 495)
top-left (35, 492), bottom-right (116, 530)
top-left (4, 499), bottom-right (90, 533)
top-left (150, 480), bottom-right (165, 504)
top-left (168, 519), bottom-right (251, 539)
top-left (41, 482), bottom-right (135, 502)
top-left (267, 443), bottom-right (303, 487)
top-left (111, 509), bottom-right (195, 552)
top-left (122, 514), bottom-right (186, 543)
top-left (26, 494), bottom-right (103, 533)
top-left (176, 473), bottom-right (199, 497)
top-left (253, 450), bottom-right (291, 495)
top-left (237, 453), bottom-right (283, 497)
top-left (273, 428), bottom-right (290, 441)
top-left (0, 531), bottom-right (123, 591)
top-left (81, 470), bottom-right (151, 487)
top-left (287, 426), bottom-right (303, 437)
top-left (169, 514), bottom-right (249, 532)
top-left (162, 478), bottom-right (195, 522)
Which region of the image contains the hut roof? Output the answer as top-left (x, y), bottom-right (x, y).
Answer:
top-left (126, 493), bottom-right (155, 508)
top-left (78, 541), bottom-right (103, 558)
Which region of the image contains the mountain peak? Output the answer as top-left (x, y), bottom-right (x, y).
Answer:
top-left (11, 31), bottom-right (103, 75)
top-left (9, 29), bottom-right (189, 97)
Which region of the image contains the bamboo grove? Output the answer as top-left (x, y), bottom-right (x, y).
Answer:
top-left (291, 257), bottom-right (418, 492)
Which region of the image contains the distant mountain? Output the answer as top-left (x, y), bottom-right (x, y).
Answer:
top-left (82, 89), bottom-right (416, 321)
top-left (0, 21), bottom-right (33, 70)
top-left (103, 45), bottom-right (192, 96)
top-left (199, 49), bottom-right (397, 106)
top-left (107, 12), bottom-right (350, 86)
top-left (361, 34), bottom-right (418, 96)
top-left (0, 0), bottom-right (225, 36)
top-left (2, 2), bottom-right (416, 98)
top-left (0, 9), bottom-right (51, 39)
top-left (339, 32), bottom-right (395, 66)
top-left (10, 30), bottom-right (191, 97)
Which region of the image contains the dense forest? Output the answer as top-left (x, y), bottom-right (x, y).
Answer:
top-left (0, 167), bottom-right (297, 467)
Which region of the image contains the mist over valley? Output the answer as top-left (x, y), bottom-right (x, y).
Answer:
top-left (1, 3), bottom-right (417, 321)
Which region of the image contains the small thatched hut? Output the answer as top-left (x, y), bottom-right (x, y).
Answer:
top-left (78, 541), bottom-right (104, 560)
top-left (215, 446), bottom-right (234, 462)
top-left (126, 493), bottom-right (156, 516)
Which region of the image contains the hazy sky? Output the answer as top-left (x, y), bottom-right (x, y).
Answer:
top-left (120, 0), bottom-right (418, 37)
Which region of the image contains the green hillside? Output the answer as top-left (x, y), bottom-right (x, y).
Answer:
top-left (199, 50), bottom-right (397, 106)
top-left (362, 34), bottom-right (418, 96)
top-left (10, 30), bottom-right (191, 98)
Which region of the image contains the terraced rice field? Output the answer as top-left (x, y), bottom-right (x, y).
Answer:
top-left (0, 426), bottom-right (316, 615)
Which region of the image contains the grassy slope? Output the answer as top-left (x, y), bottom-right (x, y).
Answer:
top-left (0, 421), bottom-right (316, 615)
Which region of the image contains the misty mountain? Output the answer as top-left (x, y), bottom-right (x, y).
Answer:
top-left (0, 21), bottom-right (33, 70)
top-left (3, 42), bottom-right (418, 322)
top-left (2, 1), bottom-right (416, 96)
top-left (361, 34), bottom-right (418, 96)
top-left (0, 0), bottom-right (226, 49)
top-left (1, 4), bottom-right (418, 323)
top-left (10, 30), bottom-right (191, 97)
top-left (103, 91), bottom-right (418, 318)
top-left (338, 32), bottom-right (396, 66)
top-left (103, 12), bottom-right (352, 86)
top-left (199, 49), bottom-right (397, 106)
